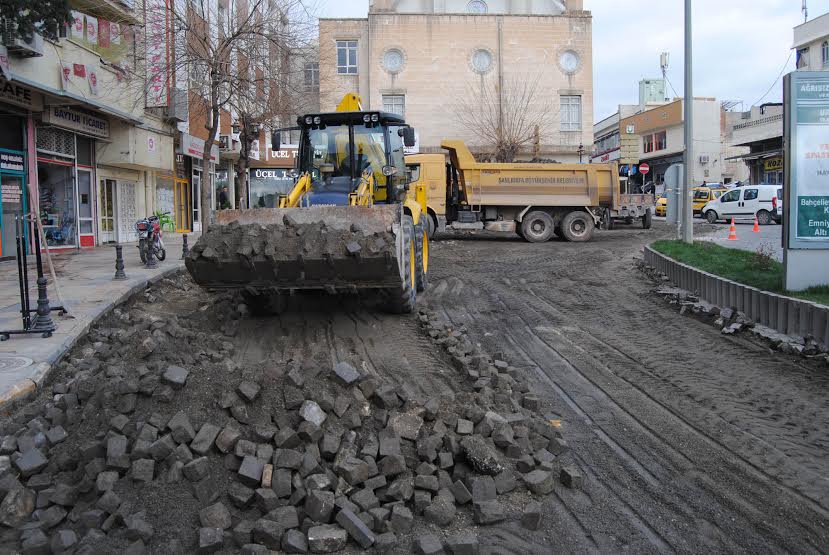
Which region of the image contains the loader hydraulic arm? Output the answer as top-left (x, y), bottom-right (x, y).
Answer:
top-left (278, 173), bottom-right (312, 208)
top-left (349, 170), bottom-right (375, 207)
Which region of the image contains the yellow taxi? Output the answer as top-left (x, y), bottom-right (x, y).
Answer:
top-left (692, 187), bottom-right (727, 215)
top-left (655, 195), bottom-right (667, 217)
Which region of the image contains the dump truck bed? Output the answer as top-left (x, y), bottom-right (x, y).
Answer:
top-left (442, 140), bottom-right (620, 210)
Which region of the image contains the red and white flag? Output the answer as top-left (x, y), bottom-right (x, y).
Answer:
top-left (59, 62), bottom-right (73, 89)
top-left (70, 11), bottom-right (84, 39)
top-left (73, 63), bottom-right (86, 78)
top-left (85, 15), bottom-right (98, 46)
top-left (87, 65), bottom-right (99, 96)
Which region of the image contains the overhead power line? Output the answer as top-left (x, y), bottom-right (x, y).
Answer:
top-left (751, 50), bottom-right (794, 107)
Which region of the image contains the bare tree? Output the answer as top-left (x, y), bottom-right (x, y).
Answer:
top-left (454, 75), bottom-right (556, 163)
top-left (148, 0), bottom-right (316, 228)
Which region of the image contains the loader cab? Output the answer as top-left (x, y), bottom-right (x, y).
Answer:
top-left (292, 111), bottom-right (414, 206)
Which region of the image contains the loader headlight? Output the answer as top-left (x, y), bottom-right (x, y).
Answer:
top-left (313, 117), bottom-right (321, 125)
top-left (363, 115), bottom-right (371, 123)
top-left (382, 165), bottom-right (397, 176)
top-left (371, 114), bottom-right (379, 123)
top-left (305, 117), bottom-right (313, 125)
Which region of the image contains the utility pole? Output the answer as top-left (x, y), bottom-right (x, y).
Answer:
top-left (682, 0), bottom-right (694, 243)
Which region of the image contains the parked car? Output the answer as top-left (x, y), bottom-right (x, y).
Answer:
top-left (692, 187), bottom-right (727, 215)
top-left (702, 184), bottom-right (780, 225)
top-left (655, 195), bottom-right (667, 217)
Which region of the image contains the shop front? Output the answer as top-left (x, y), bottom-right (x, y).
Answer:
top-left (35, 107), bottom-right (107, 250)
top-left (1, 79), bottom-right (42, 259)
top-left (177, 133), bottom-right (219, 232)
top-left (762, 156), bottom-right (784, 185)
top-left (249, 147), bottom-right (298, 208)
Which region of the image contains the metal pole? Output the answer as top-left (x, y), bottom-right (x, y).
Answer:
top-left (682, 0), bottom-right (694, 243)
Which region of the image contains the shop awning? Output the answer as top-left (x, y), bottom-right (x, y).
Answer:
top-left (725, 149), bottom-right (782, 162)
top-left (3, 71), bottom-right (143, 126)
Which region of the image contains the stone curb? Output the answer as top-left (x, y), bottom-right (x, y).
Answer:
top-left (644, 246), bottom-right (829, 347)
top-left (0, 264), bottom-right (184, 413)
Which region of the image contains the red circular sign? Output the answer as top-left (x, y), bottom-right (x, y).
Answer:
top-left (639, 163), bottom-right (650, 175)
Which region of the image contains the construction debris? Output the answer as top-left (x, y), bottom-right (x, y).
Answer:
top-left (0, 274), bottom-right (580, 552)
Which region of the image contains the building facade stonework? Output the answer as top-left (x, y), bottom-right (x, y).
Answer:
top-left (319, 0), bottom-right (593, 162)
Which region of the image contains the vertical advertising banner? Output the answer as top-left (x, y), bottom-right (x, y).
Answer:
top-left (787, 73), bottom-right (829, 246)
top-left (145, 0), bottom-right (170, 108)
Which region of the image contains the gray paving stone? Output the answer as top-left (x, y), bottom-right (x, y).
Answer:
top-left (167, 411), bottom-right (196, 444)
top-left (191, 424), bottom-right (221, 455)
top-left (199, 502), bottom-right (232, 529)
top-left (307, 524), bottom-right (347, 553)
top-left (162, 365), bottom-right (189, 389)
top-left (335, 508), bottom-right (375, 548)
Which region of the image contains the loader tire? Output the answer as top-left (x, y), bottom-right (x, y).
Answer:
top-left (425, 215), bottom-right (436, 239)
top-left (415, 220), bottom-right (429, 293)
top-left (384, 215), bottom-right (417, 314)
top-left (560, 211), bottom-right (595, 242)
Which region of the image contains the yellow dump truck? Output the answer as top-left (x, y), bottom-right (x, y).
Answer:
top-left (406, 140), bottom-right (622, 242)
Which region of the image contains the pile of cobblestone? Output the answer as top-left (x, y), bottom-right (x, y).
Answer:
top-left (0, 278), bottom-right (582, 554)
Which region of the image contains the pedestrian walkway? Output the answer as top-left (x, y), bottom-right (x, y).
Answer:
top-left (0, 233), bottom-right (197, 408)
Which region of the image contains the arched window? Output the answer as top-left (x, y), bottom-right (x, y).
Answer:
top-left (823, 41), bottom-right (829, 67)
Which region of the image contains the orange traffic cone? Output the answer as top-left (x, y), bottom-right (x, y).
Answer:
top-left (752, 216), bottom-right (760, 233)
top-left (728, 218), bottom-right (738, 241)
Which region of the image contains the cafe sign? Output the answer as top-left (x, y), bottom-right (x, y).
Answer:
top-left (0, 77), bottom-right (43, 111)
top-left (42, 106), bottom-right (109, 139)
top-left (0, 152), bottom-right (25, 173)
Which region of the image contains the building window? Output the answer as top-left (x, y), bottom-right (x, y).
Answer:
top-left (337, 40), bottom-right (358, 74)
top-left (654, 131), bottom-right (667, 151)
top-left (383, 95), bottom-right (405, 117)
top-left (304, 62), bottom-right (319, 89)
top-left (796, 47), bottom-right (809, 69)
top-left (643, 134), bottom-right (654, 153)
top-left (823, 41), bottom-right (829, 67)
top-left (383, 49), bottom-right (404, 74)
top-left (471, 49), bottom-right (493, 74)
top-left (467, 0), bottom-right (488, 13)
top-left (560, 96), bottom-right (581, 131)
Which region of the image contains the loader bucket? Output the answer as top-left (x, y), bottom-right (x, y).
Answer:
top-left (185, 205), bottom-right (405, 294)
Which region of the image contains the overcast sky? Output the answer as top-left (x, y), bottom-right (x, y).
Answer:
top-left (313, 0), bottom-right (822, 121)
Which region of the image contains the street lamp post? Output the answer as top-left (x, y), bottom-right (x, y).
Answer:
top-left (578, 143), bottom-right (584, 164)
top-left (682, 0), bottom-right (694, 243)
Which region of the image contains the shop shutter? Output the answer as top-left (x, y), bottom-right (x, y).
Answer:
top-left (36, 126), bottom-right (76, 157)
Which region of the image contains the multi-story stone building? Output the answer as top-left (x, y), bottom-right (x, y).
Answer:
top-left (318, 0), bottom-right (594, 162)
top-left (794, 10), bottom-right (829, 71)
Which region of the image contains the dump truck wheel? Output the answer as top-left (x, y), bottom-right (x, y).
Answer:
top-left (415, 221), bottom-right (429, 293)
top-left (561, 211), bottom-right (595, 242)
top-left (425, 215), bottom-right (436, 239)
top-left (384, 215), bottom-right (417, 314)
top-left (642, 209), bottom-right (653, 230)
top-left (521, 211), bottom-right (555, 243)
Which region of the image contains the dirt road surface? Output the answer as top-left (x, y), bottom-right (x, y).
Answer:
top-left (2, 222), bottom-right (827, 554)
top-left (425, 223), bottom-right (829, 553)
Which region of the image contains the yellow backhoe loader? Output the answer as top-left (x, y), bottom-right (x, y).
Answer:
top-left (185, 94), bottom-right (430, 313)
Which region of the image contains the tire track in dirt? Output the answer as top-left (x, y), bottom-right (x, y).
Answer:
top-left (425, 227), bottom-right (829, 553)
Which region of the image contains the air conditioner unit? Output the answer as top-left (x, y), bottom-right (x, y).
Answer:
top-left (1, 21), bottom-right (44, 58)
top-left (699, 155), bottom-right (710, 165)
top-left (219, 134), bottom-right (240, 153)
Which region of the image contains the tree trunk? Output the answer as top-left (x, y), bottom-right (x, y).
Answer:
top-left (200, 83), bottom-right (221, 232)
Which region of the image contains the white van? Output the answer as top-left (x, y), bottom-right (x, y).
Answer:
top-left (702, 184), bottom-right (781, 225)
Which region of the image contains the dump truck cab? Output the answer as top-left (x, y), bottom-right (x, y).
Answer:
top-left (406, 153), bottom-right (448, 237)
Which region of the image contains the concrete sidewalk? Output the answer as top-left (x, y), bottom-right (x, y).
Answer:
top-left (0, 233), bottom-right (197, 409)
top-left (699, 221), bottom-right (783, 262)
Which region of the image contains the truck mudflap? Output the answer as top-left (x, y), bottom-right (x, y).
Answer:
top-left (185, 205), bottom-right (405, 293)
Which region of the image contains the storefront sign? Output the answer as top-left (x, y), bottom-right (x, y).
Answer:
top-left (250, 168), bottom-right (294, 208)
top-left (42, 106), bottom-right (110, 139)
top-left (179, 133), bottom-right (220, 163)
top-left (145, 0), bottom-right (169, 107)
top-left (0, 77), bottom-right (43, 111)
top-left (787, 73), bottom-right (829, 246)
top-left (267, 147), bottom-right (298, 167)
top-left (591, 148), bottom-right (620, 164)
top-left (0, 152), bottom-right (25, 172)
top-left (763, 157), bottom-right (783, 172)
top-left (1, 183), bottom-right (21, 204)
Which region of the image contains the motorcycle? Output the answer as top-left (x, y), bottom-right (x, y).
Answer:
top-left (135, 213), bottom-right (167, 263)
